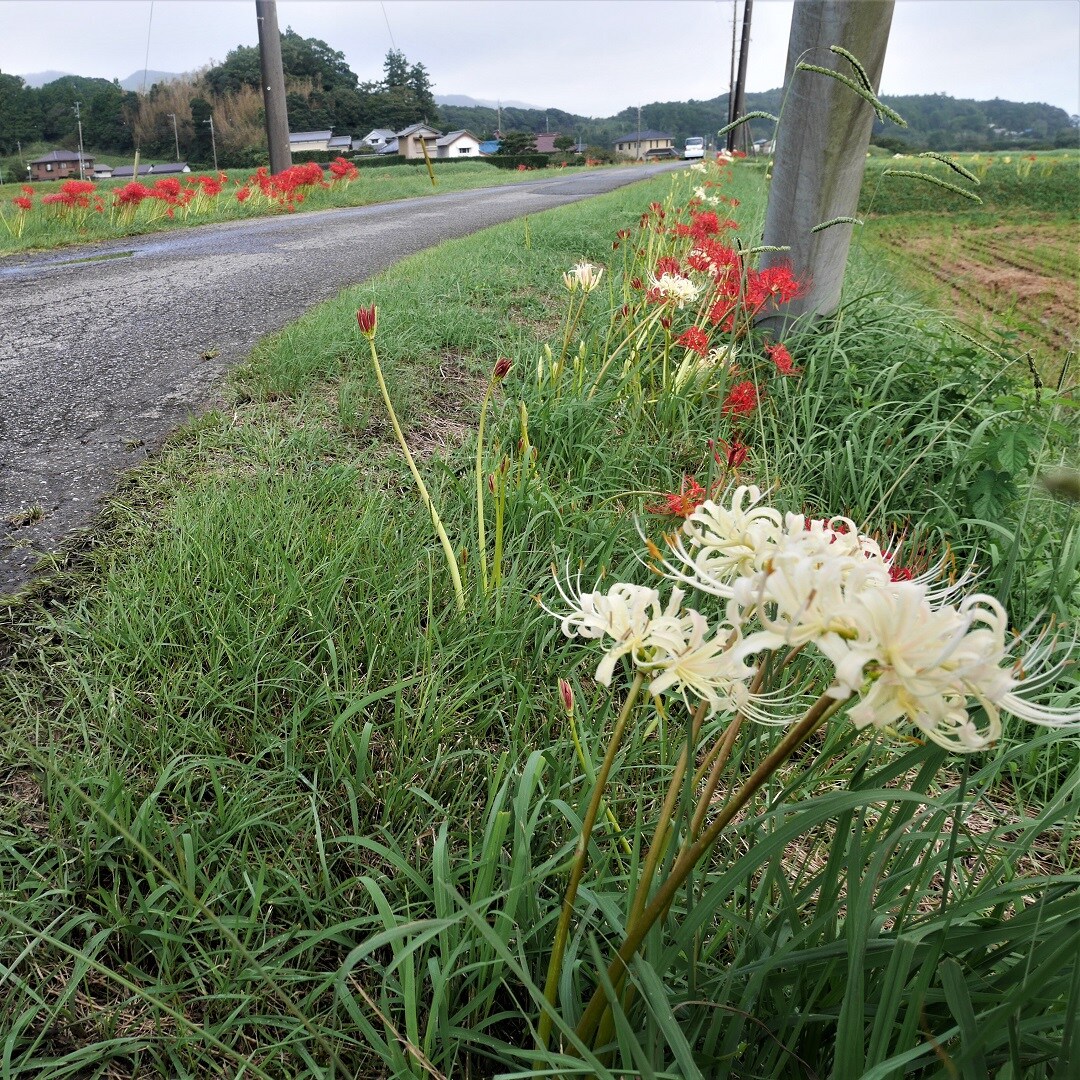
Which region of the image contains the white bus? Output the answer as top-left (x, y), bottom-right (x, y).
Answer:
top-left (683, 137), bottom-right (705, 160)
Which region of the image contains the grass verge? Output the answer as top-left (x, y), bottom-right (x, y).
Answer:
top-left (2, 161), bottom-right (1078, 1078)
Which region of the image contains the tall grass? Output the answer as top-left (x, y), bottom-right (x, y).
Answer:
top-left (1, 161), bottom-right (1077, 1077)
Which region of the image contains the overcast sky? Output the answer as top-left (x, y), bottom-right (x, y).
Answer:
top-left (2, 0), bottom-right (1078, 118)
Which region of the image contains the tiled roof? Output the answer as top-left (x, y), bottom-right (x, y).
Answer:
top-left (614, 130), bottom-right (673, 143)
top-left (29, 149), bottom-right (90, 164)
top-left (289, 130), bottom-right (333, 142)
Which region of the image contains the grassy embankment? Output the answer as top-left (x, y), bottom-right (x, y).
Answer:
top-left (1, 159), bottom-right (1078, 1077)
top-left (0, 158), bottom-right (618, 256)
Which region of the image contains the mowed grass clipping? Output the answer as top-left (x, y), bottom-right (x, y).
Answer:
top-left (2, 161), bottom-right (1078, 1078)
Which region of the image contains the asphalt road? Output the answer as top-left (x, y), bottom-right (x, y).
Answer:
top-left (0, 162), bottom-right (682, 595)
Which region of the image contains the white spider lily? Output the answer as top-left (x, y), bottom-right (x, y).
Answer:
top-left (648, 272), bottom-right (701, 309)
top-left (563, 261), bottom-right (604, 293)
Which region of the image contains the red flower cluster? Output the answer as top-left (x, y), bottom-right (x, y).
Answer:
top-left (250, 162), bottom-right (328, 207)
top-left (329, 156), bottom-right (359, 181)
top-left (41, 179), bottom-right (98, 209)
top-left (765, 341), bottom-right (800, 375)
top-left (676, 326), bottom-right (710, 356)
top-left (722, 379), bottom-right (760, 416)
top-left (647, 475), bottom-right (708, 518)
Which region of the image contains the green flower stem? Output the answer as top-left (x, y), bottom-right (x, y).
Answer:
top-left (574, 691), bottom-right (843, 1051)
top-left (623, 698), bottom-right (708, 937)
top-left (587, 305), bottom-right (665, 399)
top-left (475, 375), bottom-right (498, 596)
top-left (367, 337), bottom-right (465, 613)
top-left (536, 672), bottom-right (646, 1058)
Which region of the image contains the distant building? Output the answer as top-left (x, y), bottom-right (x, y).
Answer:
top-left (358, 128), bottom-right (397, 150)
top-left (613, 130), bottom-right (676, 159)
top-left (435, 129), bottom-right (482, 157)
top-left (328, 135), bottom-right (353, 154)
top-left (28, 149), bottom-right (94, 182)
top-left (477, 139), bottom-right (501, 157)
top-left (149, 162), bottom-right (192, 174)
top-left (376, 138), bottom-right (400, 156)
top-left (395, 122), bottom-right (442, 160)
top-left (289, 130), bottom-right (333, 153)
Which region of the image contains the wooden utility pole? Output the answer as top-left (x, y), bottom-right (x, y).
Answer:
top-left (728, 0), bottom-right (753, 154)
top-left (256, 0), bottom-right (292, 175)
top-left (758, 0), bottom-right (895, 329)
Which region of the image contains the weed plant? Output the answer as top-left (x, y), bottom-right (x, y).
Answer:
top-left (1, 150), bottom-right (1078, 1080)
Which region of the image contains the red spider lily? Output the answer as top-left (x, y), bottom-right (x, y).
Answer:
top-left (492, 357), bottom-right (512, 380)
top-left (113, 182), bottom-right (153, 207)
top-left (746, 263), bottom-right (801, 312)
top-left (722, 380), bottom-right (760, 416)
top-left (765, 341), bottom-right (800, 375)
top-left (677, 326), bottom-right (710, 356)
top-left (356, 305), bottom-right (378, 337)
top-left (235, 186), bottom-right (252, 203)
top-left (711, 437), bottom-right (749, 470)
top-left (630, 276), bottom-right (644, 291)
top-left (21, 185), bottom-right (34, 195)
top-left (660, 316), bottom-right (672, 330)
top-left (673, 223), bottom-right (693, 238)
top-left (195, 174), bottom-right (224, 197)
top-left (615, 228), bottom-right (630, 240)
top-left (647, 475), bottom-right (708, 518)
top-left (329, 156), bottom-right (359, 181)
top-left (689, 210), bottom-right (724, 240)
top-left (558, 678), bottom-right (574, 715)
top-left (12, 196), bottom-right (33, 211)
top-left (42, 179), bottom-right (97, 209)
top-left (654, 256), bottom-right (681, 276)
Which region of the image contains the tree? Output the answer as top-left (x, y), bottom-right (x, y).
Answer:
top-left (382, 49), bottom-right (409, 89)
top-left (554, 134), bottom-right (576, 152)
top-left (407, 61), bottom-right (436, 119)
top-left (497, 131), bottom-right (537, 155)
top-left (0, 72), bottom-right (40, 153)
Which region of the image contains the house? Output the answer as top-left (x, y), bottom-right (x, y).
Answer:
top-left (534, 133), bottom-right (561, 154)
top-left (613, 130), bottom-right (676, 159)
top-left (91, 163), bottom-right (114, 180)
top-left (395, 122), bottom-right (441, 160)
top-left (112, 164), bottom-right (152, 178)
top-left (29, 149), bottom-right (94, 181)
top-left (149, 162), bottom-right (192, 174)
top-left (376, 139), bottom-right (400, 156)
top-left (328, 135), bottom-right (352, 154)
top-left (289, 130), bottom-right (333, 153)
top-left (358, 128), bottom-right (397, 150)
top-left (435, 129), bottom-right (482, 158)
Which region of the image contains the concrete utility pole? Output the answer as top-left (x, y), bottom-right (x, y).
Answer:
top-left (256, 0), bottom-right (293, 175)
top-left (167, 112), bottom-right (180, 161)
top-left (728, 0), bottom-right (753, 154)
top-left (759, 0), bottom-right (895, 329)
top-left (204, 116), bottom-right (219, 172)
top-left (73, 101), bottom-right (85, 179)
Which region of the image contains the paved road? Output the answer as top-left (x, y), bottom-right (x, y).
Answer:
top-left (0, 163), bottom-right (682, 594)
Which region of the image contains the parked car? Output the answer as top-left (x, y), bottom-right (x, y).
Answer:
top-left (683, 137), bottom-right (705, 160)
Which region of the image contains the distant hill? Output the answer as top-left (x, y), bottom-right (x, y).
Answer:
top-left (118, 69), bottom-right (184, 91)
top-left (17, 68), bottom-right (183, 91)
top-left (436, 94), bottom-right (542, 111)
top-left (438, 90), bottom-right (1077, 153)
top-left (18, 70), bottom-right (76, 88)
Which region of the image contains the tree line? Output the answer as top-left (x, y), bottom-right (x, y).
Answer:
top-left (2, 27), bottom-right (1076, 170)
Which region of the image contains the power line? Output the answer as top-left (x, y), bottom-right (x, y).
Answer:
top-left (140, 0), bottom-right (155, 94)
top-left (380, 1), bottom-right (397, 50)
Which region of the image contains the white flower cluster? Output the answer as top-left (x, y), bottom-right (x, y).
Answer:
top-left (563, 261), bottom-right (605, 293)
top-left (552, 486), bottom-right (1079, 753)
top-left (692, 185), bottom-right (723, 206)
top-left (647, 272), bottom-right (702, 309)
